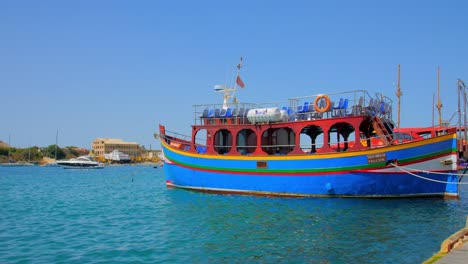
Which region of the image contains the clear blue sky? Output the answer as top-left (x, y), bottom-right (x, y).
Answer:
top-left (1, 0), bottom-right (467, 149)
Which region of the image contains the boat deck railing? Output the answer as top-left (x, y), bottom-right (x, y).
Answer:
top-left (192, 90), bottom-right (393, 127)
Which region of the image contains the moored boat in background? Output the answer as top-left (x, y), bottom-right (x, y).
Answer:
top-left (0, 162), bottom-right (36, 167)
top-left (104, 150), bottom-right (131, 163)
top-left (57, 156), bottom-right (104, 169)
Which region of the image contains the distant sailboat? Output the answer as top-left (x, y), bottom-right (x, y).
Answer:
top-left (44, 130), bottom-right (59, 167)
top-left (0, 135), bottom-right (35, 167)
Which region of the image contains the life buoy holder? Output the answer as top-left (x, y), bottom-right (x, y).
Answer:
top-left (313, 94), bottom-right (331, 113)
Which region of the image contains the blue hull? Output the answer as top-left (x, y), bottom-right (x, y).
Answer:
top-left (164, 163), bottom-right (458, 198)
top-left (162, 134), bottom-right (460, 198)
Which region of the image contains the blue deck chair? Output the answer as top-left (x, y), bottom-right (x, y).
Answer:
top-left (236, 108), bottom-right (245, 124)
top-left (219, 108), bottom-right (227, 117)
top-left (342, 99), bottom-right (348, 109)
top-left (338, 99), bottom-right (348, 116)
top-left (196, 146), bottom-right (207, 154)
top-left (380, 101), bottom-right (386, 114)
top-left (225, 108), bottom-right (232, 117)
top-left (303, 102), bottom-right (310, 112)
top-left (335, 98), bottom-right (344, 109)
top-left (340, 98), bottom-right (349, 116)
top-left (214, 109), bottom-right (221, 118)
top-left (332, 98), bottom-right (344, 116)
top-left (207, 109), bottom-right (215, 118)
top-left (231, 108), bottom-right (239, 117)
top-left (220, 108), bottom-right (232, 124)
top-left (286, 107), bottom-right (295, 121)
top-left (297, 104), bottom-right (304, 113)
top-left (200, 109), bottom-right (209, 118)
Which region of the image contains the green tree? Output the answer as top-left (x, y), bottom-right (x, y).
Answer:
top-left (45, 145), bottom-right (66, 160)
top-left (66, 146), bottom-right (79, 157)
top-left (20, 147), bottom-right (43, 162)
top-left (0, 147), bottom-right (8, 156)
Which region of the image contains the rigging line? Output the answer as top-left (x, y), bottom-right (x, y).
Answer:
top-left (390, 163), bottom-right (468, 176)
top-left (390, 163), bottom-right (468, 185)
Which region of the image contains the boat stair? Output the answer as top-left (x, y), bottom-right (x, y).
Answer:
top-left (371, 116), bottom-right (393, 146)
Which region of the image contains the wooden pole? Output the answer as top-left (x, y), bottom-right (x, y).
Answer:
top-left (395, 64), bottom-right (402, 128)
top-left (436, 66), bottom-right (443, 126)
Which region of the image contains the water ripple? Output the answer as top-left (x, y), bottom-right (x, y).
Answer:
top-left (1, 166), bottom-right (467, 263)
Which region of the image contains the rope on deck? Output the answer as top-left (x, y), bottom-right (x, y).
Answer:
top-left (390, 163), bottom-right (468, 185)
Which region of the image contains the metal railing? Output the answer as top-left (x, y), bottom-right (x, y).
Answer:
top-left (192, 90), bottom-right (394, 127)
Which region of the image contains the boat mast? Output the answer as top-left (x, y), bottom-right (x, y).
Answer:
top-left (237, 57), bottom-right (243, 78)
top-left (457, 79), bottom-right (467, 157)
top-left (395, 64), bottom-right (402, 128)
top-left (436, 66), bottom-right (443, 126)
top-left (214, 57), bottom-right (243, 109)
top-left (55, 129), bottom-right (58, 160)
top-left (432, 93), bottom-right (435, 127)
top-left (233, 57), bottom-right (243, 105)
top-left (7, 134), bottom-right (10, 162)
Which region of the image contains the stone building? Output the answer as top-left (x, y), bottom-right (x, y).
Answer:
top-left (91, 138), bottom-right (142, 157)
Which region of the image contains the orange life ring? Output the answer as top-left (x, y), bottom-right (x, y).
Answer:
top-left (313, 94), bottom-right (331, 113)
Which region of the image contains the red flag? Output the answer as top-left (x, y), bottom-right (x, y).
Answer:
top-left (236, 75), bottom-right (245, 88)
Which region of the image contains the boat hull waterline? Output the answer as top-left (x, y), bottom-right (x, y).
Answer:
top-left (161, 134), bottom-right (459, 198)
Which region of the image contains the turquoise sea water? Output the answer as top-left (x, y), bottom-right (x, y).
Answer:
top-left (1, 166), bottom-right (467, 263)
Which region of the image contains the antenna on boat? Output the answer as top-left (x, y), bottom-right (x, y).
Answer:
top-left (436, 66), bottom-right (443, 126)
top-left (213, 57), bottom-right (244, 109)
top-left (395, 64), bottom-right (402, 128)
top-left (214, 84), bottom-right (236, 109)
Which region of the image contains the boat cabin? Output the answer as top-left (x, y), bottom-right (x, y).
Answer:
top-left (161, 90), bottom-right (401, 156)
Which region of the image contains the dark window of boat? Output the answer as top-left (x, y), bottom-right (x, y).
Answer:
top-left (214, 129), bottom-right (232, 154)
top-left (237, 129), bottom-right (256, 155)
top-left (261, 127), bottom-right (295, 155)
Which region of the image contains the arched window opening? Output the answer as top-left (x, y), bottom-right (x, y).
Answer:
top-left (299, 125), bottom-right (324, 153)
top-left (329, 122), bottom-right (355, 152)
top-left (194, 129), bottom-right (208, 154)
top-left (214, 129), bottom-right (232, 154)
top-left (236, 129), bottom-right (256, 155)
top-left (261, 128), bottom-right (295, 155)
top-left (359, 120), bottom-right (376, 148)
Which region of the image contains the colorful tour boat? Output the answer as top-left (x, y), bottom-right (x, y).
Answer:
top-left (158, 61), bottom-right (461, 198)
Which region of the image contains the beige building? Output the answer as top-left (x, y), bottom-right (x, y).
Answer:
top-left (92, 138), bottom-right (142, 157)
